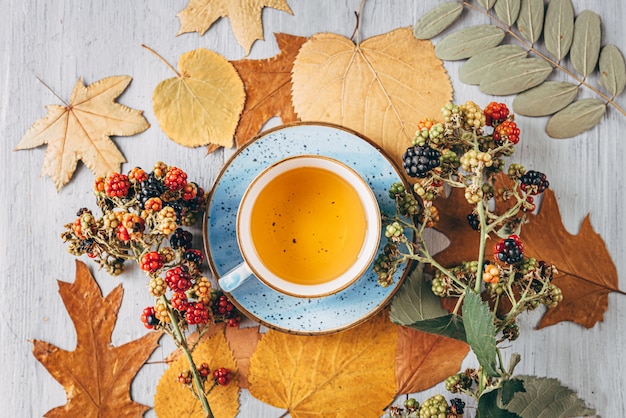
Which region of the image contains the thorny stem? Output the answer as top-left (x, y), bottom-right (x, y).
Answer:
top-left (161, 295), bottom-right (214, 418)
top-left (462, 1), bottom-right (626, 116)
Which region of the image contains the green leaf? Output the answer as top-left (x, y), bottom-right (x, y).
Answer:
top-left (599, 44), bottom-right (626, 97)
top-left (459, 45), bottom-right (527, 85)
top-left (546, 98), bottom-right (606, 138)
top-left (501, 379), bottom-right (525, 405)
top-left (478, 0), bottom-right (498, 11)
top-left (570, 10), bottom-right (602, 78)
top-left (544, 0), bottom-right (574, 61)
top-left (494, 0), bottom-right (521, 27)
top-left (462, 291), bottom-right (500, 377)
top-left (512, 81), bottom-right (579, 116)
top-left (435, 24), bottom-right (505, 60)
top-left (413, 1), bottom-right (464, 40)
top-left (477, 388), bottom-right (521, 418)
top-left (506, 375), bottom-right (596, 417)
top-left (390, 266), bottom-right (467, 342)
top-left (516, 0), bottom-right (544, 44)
top-left (479, 57), bottom-right (552, 95)
top-left (390, 266), bottom-right (449, 324)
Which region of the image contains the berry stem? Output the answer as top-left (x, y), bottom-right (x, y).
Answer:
top-left (461, 1), bottom-right (626, 117)
top-left (474, 201), bottom-right (488, 294)
top-left (161, 295), bottom-right (214, 418)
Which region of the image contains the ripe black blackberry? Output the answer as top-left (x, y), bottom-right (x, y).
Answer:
top-left (170, 228), bottom-right (193, 250)
top-left (138, 173), bottom-right (165, 208)
top-left (467, 213), bottom-right (480, 230)
top-left (402, 145), bottom-right (441, 178)
top-left (495, 235), bottom-right (524, 264)
top-left (449, 398), bottom-right (465, 415)
top-left (520, 170), bottom-right (549, 194)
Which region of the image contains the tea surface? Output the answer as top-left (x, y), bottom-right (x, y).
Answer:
top-left (250, 166), bottom-right (367, 285)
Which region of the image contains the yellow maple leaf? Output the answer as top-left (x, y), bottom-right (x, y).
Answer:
top-left (177, 0), bottom-right (293, 55)
top-left (152, 48), bottom-right (246, 148)
top-left (155, 332), bottom-right (240, 418)
top-left (248, 311), bottom-right (398, 417)
top-left (291, 27), bottom-right (452, 169)
top-left (15, 76), bottom-right (149, 190)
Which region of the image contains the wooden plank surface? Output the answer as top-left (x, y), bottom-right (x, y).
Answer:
top-left (0, 0), bottom-right (624, 416)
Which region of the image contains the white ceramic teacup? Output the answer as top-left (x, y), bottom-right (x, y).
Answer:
top-left (218, 155), bottom-right (381, 298)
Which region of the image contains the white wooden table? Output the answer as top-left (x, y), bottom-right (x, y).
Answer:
top-left (1, 0), bottom-right (624, 416)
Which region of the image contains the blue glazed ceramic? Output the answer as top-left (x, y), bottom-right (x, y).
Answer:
top-left (203, 122), bottom-right (411, 335)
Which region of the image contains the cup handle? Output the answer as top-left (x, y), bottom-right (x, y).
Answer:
top-left (218, 262), bottom-right (253, 292)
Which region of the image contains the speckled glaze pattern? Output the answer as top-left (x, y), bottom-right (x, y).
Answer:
top-left (204, 122), bottom-right (411, 335)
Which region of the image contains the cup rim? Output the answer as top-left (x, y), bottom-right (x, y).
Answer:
top-left (236, 154), bottom-right (381, 298)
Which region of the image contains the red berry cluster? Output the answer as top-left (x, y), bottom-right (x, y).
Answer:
top-left (140, 251), bottom-right (163, 273)
top-left (104, 172), bottom-right (131, 198)
top-left (164, 166), bottom-right (188, 191)
top-left (484, 101), bottom-right (510, 126)
top-left (165, 265), bottom-right (193, 293)
top-left (186, 302), bottom-right (210, 325)
top-left (213, 367), bottom-right (232, 386)
top-left (493, 120), bottom-right (520, 145)
top-left (141, 306), bottom-right (159, 329)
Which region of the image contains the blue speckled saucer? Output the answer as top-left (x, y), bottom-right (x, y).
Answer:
top-left (203, 122), bottom-right (410, 335)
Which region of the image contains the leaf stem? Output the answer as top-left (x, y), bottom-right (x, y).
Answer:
top-left (142, 44), bottom-right (182, 78)
top-left (461, 1), bottom-right (626, 117)
top-left (35, 77), bottom-right (69, 106)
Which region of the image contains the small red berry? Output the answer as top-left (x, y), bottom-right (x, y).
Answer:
top-left (129, 167), bottom-right (149, 183)
top-left (140, 306), bottom-right (159, 329)
top-left (213, 367), bottom-right (232, 386)
top-left (177, 370), bottom-right (192, 385)
top-left (171, 292), bottom-right (190, 311)
top-left (165, 265), bottom-right (192, 292)
top-left (197, 363), bottom-right (211, 378)
top-left (186, 302), bottom-right (210, 325)
top-left (182, 182), bottom-right (198, 201)
top-left (164, 167), bottom-right (188, 191)
top-left (484, 102), bottom-right (510, 126)
top-left (493, 120), bottom-right (520, 145)
top-left (140, 251), bottom-right (163, 273)
top-left (104, 172), bottom-right (131, 198)
top-left (116, 223), bottom-right (130, 242)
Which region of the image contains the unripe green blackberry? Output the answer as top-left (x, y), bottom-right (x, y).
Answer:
top-left (503, 322), bottom-right (520, 341)
top-left (419, 394), bottom-right (448, 418)
top-left (404, 397), bottom-right (419, 411)
top-left (431, 277), bottom-right (447, 297)
top-left (507, 163), bottom-right (526, 180)
top-left (388, 182), bottom-right (406, 199)
top-left (441, 102), bottom-right (460, 122)
top-left (445, 373), bottom-right (471, 393)
top-left (542, 284), bottom-right (563, 308)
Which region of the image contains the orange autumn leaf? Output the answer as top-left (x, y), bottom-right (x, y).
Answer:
top-left (433, 185), bottom-right (622, 329)
top-left (208, 33), bottom-right (306, 153)
top-left (520, 189), bottom-right (623, 329)
top-left (291, 27), bottom-right (452, 168)
top-left (395, 326), bottom-right (469, 395)
top-left (248, 311), bottom-right (397, 417)
top-left (16, 76), bottom-right (149, 190)
top-left (177, 0), bottom-right (293, 55)
top-left (32, 261), bottom-right (162, 417)
top-left (155, 332), bottom-right (239, 418)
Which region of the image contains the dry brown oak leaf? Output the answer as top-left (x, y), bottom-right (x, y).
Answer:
top-left (207, 32), bottom-right (306, 153)
top-left (16, 76), bottom-right (149, 190)
top-left (177, 0), bottom-right (293, 55)
top-left (395, 326), bottom-right (469, 395)
top-left (291, 27), bottom-right (452, 169)
top-left (433, 185), bottom-right (622, 329)
top-left (155, 331), bottom-right (239, 418)
top-left (248, 311), bottom-right (397, 417)
top-left (32, 260), bottom-right (162, 417)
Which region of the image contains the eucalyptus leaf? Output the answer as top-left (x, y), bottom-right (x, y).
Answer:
top-left (460, 45), bottom-right (527, 85)
top-left (477, 388), bottom-right (521, 418)
top-left (462, 291), bottom-right (500, 377)
top-left (480, 57), bottom-right (552, 95)
top-left (512, 81), bottom-right (578, 116)
top-left (435, 24), bottom-right (505, 60)
top-left (544, 0), bottom-right (574, 61)
top-left (599, 44), bottom-right (626, 97)
top-left (494, 0), bottom-right (521, 27)
top-left (516, 0), bottom-right (544, 44)
top-left (506, 375), bottom-right (596, 417)
top-left (413, 1), bottom-right (464, 40)
top-left (570, 10), bottom-right (602, 78)
top-left (390, 265), bottom-right (449, 324)
top-left (546, 98), bottom-right (606, 138)
top-left (478, 0), bottom-right (498, 11)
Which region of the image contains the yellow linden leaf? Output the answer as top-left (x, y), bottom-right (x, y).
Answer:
top-left (177, 0), bottom-right (293, 55)
top-left (154, 332), bottom-right (239, 418)
top-left (152, 48), bottom-right (245, 148)
top-left (248, 311), bottom-right (398, 417)
top-left (291, 27), bottom-right (452, 168)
